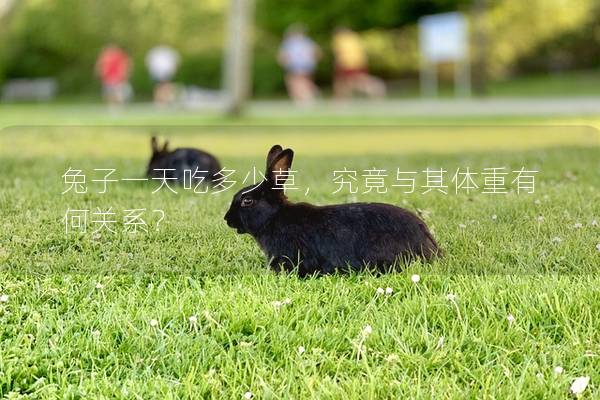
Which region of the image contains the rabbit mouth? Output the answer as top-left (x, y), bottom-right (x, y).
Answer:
top-left (228, 223), bottom-right (245, 234)
top-left (229, 222), bottom-right (246, 234)
top-left (224, 213), bottom-right (244, 233)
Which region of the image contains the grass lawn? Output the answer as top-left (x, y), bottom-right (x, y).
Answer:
top-left (0, 116), bottom-right (599, 398)
top-left (487, 70), bottom-right (600, 98)
top-left (410, 70), bottom-right (600, 98)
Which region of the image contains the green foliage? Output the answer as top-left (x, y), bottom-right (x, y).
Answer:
top-left (1, 0), bottom-right (599, 97)
top-left (514, 3), bottom-right (600, 74)
top-left (255, 0), bottom-right (471, 38)
top-left (0, 0), bottom-right (226, 96)
top-left (176, 52), bottom-right (223, 90)
top-left (484, 0), bottom-right (596, 79)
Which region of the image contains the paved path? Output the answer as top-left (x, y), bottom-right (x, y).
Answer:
top-left (1, 97), bottom-right (600, 128)
top-left (247, 98), bottom-right (600, 118)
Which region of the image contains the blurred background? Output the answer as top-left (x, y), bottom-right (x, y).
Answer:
top-left (0, 0), bottom-right (600, 116)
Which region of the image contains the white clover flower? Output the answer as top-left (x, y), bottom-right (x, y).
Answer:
top-left (149, 319), bottom-right (159, 327)
top-left (272, 299), bottom-right (291, 309)
top-left (551, 236), bottom-right (562, 244)
top-left (95, 282), bottom-right (104, 290)
top-left (189, 315), bottom-right (198, 324)
top-left (553, 366), bottom-right (564, 375)
top-left (243, 391), bottom-right (254, 399)
top-left (446, 293), bottom-right (457, 302)
top-left (91, 329), bottom-right (101, 337)
top-left (574, 222), bottom-right (583, 229)
top-left (537, 215), bottom-right (544, 222)
top-left (536, 372), bottom-right (543, 379)
top-left (491, 214), bottom-right (497, 220)
top-left (437, 336), bottom-right (445, 348)
top-left (298, 346), bottom-right (305, 355)
top-left (385, 354), bottom-right (400, 363)
top-left (507, 314), bottom-right (515, 325)
top-left (418, 209), bottom-right (432, 218)
top-left (534, 199), bottom-right (541, 205)
top-left (591, 219), bottom-right (598, 227)
top-left (271, 300), bottom-right (282, 309)
top-left (596, 243), bottom-right (600, 252)
top-left (376, 287), bottom-right (384, 295)
top-left (0, 294), bottom-right (8, 303)
top-left (385, 287), bottom-right (393, 295)
top-left (458, 223), bottom-right (466, 229)
top-left (362, 325), bottom-right (373, 336)
top-left (411, 274), bottom-right (420, 283)
top-left (570, 376), bottom-right (590, 395)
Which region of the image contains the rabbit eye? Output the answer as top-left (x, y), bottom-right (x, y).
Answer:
top-left (241, 197), bottom-right (254, 207)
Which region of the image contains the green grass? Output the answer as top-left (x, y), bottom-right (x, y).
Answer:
top-left (487, 70), bottom-right (600, 98)
top-left (1, 122), bottom-right (599, 398)
top-left (414, 70), bottom-right (600, 98)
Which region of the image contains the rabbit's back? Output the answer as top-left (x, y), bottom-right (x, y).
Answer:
top-left (345, 203), bottom-right (440, 263)
top-left (158, 148), bottom-right (221, 182)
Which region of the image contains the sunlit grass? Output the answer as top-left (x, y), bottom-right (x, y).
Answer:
top-left (0, 123), bottom-right (599, 398)
top-left (1, 124), bottom-right (598, 159)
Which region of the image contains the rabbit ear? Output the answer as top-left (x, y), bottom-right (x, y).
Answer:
top-left (267, 148), bottom-right (294, 187)
top-left (162, 140), bottom-right (170, 152)
top-left (266, 145), bottom-right (283, 170)
top-left (151, 136), bottom-right (159, 153)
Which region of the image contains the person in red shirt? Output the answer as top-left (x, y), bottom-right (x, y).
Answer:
top-left (95, 45), bottom-right (132, 105)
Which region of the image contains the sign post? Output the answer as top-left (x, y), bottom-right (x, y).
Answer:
top-left (418, 12), bottom-right (470, 97)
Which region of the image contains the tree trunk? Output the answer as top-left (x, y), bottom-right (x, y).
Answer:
top-left (471, 0), bottom-right (488, 96)
top-left (223, 0), bottom-right (255, 116)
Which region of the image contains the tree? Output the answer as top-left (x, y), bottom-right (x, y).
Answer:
top-left (256, 0), bottom-right (471, 38)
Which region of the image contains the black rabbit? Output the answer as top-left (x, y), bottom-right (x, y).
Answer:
top-left (147, 136), bottom-right (222, 185)
top-left (224, 145), bottom-right (441, 276)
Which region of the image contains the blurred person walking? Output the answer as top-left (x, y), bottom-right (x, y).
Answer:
top-left (145, 45), bottom-right (180, 105)
top-left (278, 24), bottom-right (321, 105)
top-left (332, 28), bottom-right (385, 100)
top-left (95, 45), bottom-right (132, 105)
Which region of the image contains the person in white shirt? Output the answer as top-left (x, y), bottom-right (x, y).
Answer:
top-left (145, 45), bottom-right (180, 104)
top-left (278, 25), bottom-right (321, 104)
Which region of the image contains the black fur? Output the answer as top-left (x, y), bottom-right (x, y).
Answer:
top-left (147, 136), bottom-right (221, 184)
top-left (224, 145), bottom-right (441, 276)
